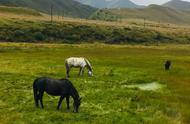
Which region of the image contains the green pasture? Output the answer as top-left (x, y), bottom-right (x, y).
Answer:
top-left (0, 43), bottom-right (190, 124)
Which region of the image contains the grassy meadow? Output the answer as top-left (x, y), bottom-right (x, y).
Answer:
top-left (0, 43), bottom-right (190, 124)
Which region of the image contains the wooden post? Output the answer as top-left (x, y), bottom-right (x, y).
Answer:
top-left (58, 12), bottom-right (59, 20)
top-left (62, 11), bottom-right (63, 20)
top-left (51, 5), bottom-right (53, 23)
top-left (62, 10), bottom-right (64, 20)
top-left (118, 8), bottom-right (122, 23)
top-left (158, 20), bottom-right (160, 27)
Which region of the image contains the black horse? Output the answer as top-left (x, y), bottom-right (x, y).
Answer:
top-left (33, 77), bottom-right (81, 113)
top-left (165, 60), bottom-right (171, 70)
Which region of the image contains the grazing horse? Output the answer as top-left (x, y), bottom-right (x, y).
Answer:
top-left (33, 77), bottom-right (81, 113)
top-left (65, 57), bottom-right (93, 77)
top-left (165, 60), bottom-right (171, 70)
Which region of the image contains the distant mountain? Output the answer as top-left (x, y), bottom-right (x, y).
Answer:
top-left (75, 0), bottom-right (141, 8)
top-left (0, 0), bottom-right (97, 18)
top-left (75, 0), bottom-right (107, 8)
top-left (163, 0), bottom-right (190, 11)
top-left (108, 0), bottom-right (140, 8)
top-left (91, 5), bottom-right (190, 24)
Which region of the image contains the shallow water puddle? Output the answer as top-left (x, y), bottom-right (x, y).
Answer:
top-left (124, 82), bottom-right (165, 91)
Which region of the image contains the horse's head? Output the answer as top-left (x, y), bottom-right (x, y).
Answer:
top-left (88, 70), bottom-right (93, 76)
top-left (73, 97), bottom-right (82, 113)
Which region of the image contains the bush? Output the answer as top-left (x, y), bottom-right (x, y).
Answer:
top-left (14, 30), bottom-right (24, 37)
top-left (34, 32), bottom-right (46, 41)
top-left (0, 19), bottom-right (189, 44)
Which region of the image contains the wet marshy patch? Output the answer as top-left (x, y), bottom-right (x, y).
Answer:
top-left (122, 82), bottom-right (165, 91)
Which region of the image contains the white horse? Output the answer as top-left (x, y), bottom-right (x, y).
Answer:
top-left (65, 57), bottom-right (93, 77)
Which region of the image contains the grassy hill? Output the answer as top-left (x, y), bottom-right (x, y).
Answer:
top-left (91, 5), bottom-right (190, 24)
top-left (0, 3), bottom-right (189, 44)
top-left (163, 0), bottom-right (190, 11)
top-left (0, 0), bottom-right (97, 18)
top-left (0, 18), bottom-right (189, 44)
top-left (0, 6), bottom-right (41, 16)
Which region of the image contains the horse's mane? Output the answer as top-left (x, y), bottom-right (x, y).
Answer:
top-left (60, 78), bottom-right (79, 99)
top-left (84, 58), bottom-right (92, 71)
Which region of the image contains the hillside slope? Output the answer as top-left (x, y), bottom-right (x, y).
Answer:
top-left (0, 18), bottom-right (189, 44)
top-left (0, 6), bottom-right (41, 16)
top-left (0, 0), bottom-right (97, 18)
top-left (163, 0), bottom-right (190, 11)
top-left (91, 5), bottom-right (190, 24)
top-left (75, 0), bottom-right (140, 8)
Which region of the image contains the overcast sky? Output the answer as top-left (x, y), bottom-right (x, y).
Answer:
top-left (131, 0), bottom-right (190, 5)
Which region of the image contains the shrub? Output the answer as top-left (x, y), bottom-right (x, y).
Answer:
top-left (14, 30), bottom-right (24, 37)
top-left (34, 32), bottom-right (46, 41)
top-left (0, 19), bottom-right (189, 44)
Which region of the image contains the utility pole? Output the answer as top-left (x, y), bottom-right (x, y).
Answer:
top-left (50, 4), bottom-right (53, 23)
top-left (62, 10), bottom-right (64, 20)
top-left (58, 11), bottom-right (59, 20)
top-left (158, 20), bottom-right (160, 27)
top-left (144, 18), bottom-right (146, 28)
top-left (118, 8), bottom-right (122, 23)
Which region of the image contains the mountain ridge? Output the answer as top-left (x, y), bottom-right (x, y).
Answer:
top-left (163, 0), bottom-right (190, 11)
top-left (75, 0), bottom-right (141, 8)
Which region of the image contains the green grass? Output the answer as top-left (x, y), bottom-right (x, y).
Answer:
top-left (0, 43), bottom-right (190, 124)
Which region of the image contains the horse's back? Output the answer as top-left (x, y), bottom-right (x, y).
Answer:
top-left (33, 77), bottom-right (47, 87)
top-left (65, 57), bottom-right (86, 67)
top-left (33, 77), bottom-right (72, 96)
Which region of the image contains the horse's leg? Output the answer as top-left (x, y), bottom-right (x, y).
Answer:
top-left (57, 96), bottom-right (65, 110)
top-left (39, 91), bottom-right (44, 109)
top-left (81, 67), bottom-right (85, 76)
top-left (66, 67), bottom-right (71, 78)
top-left (66, 96), bottom-right (70, 112)
top-left (33, 80), bottom-right (40, 107)
top-left (33, 89), bottom-right (39, 107)
top-left (34, 93), bottom-right (39, 107)
top-left (78, 67), bottom-right (82, 76)
top-left (65, 63), bottom-right (70, 78)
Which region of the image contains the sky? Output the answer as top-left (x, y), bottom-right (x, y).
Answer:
top-left (130, 0), bottom-right (190, 5)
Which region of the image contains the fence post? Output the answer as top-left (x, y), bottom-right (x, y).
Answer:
top-left (144, 18), bottom-right (146, 28)
top-left (62, 10), bottom-right (64, 20)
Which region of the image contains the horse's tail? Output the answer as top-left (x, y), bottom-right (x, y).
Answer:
top-left (65, 59), bottom-right (69, 69)
top-left (65, 59), bottom-right (70, 78)
top-left (84, 58), bottom-right (92, 71)
top-left (33, 79), bottom-right (39, 107)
